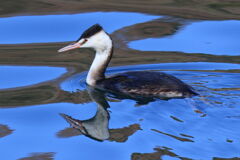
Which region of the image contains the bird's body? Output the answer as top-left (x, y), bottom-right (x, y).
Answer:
top-left (97, 71), bottom-right (197, 98)
top-left (58, 24), bottom-right (198, 99)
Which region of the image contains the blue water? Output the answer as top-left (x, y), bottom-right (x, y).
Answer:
top-left (0, 66), bottom-right (66, 89)
top-left (0, 12), bottom-right (159, 44)
top-left (1, 63), bottom-right (240, 159)
top-left (129, 20), bottom-right (240, 55)
top-left (0, 11), bottom-right (240, 160)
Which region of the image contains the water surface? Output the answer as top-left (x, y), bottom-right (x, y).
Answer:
top-left (129, 20), bottom-right (240, 55)
top-left (0, 66), bottom-right (66, 89)
top-left (1, 62), bottom-right (240, 160)
top-left (0, 12), bottom-right (159, 44)
top-left (0, 9), bottom-right (240, 160)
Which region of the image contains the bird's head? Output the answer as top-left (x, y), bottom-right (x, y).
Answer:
top-left (58, 24), bottom-right (112, 53)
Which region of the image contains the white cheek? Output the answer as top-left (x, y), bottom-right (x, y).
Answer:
top-left (95, 40), bottom-right (106, 50)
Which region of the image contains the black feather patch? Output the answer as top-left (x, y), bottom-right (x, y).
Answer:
top-left (77, 24), bottom-right (103, 41)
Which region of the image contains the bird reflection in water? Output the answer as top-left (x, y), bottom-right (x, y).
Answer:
top-left (60, 86), bottom-right (110, 141)
top-left (59, 86), bottom-right (205, 141)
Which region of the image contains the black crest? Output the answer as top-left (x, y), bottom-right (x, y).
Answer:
top-left (77, 24), bottom-right (103, 41)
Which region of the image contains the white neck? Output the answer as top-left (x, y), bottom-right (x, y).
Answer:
top-left (86, 43), bottom-right (113, 86)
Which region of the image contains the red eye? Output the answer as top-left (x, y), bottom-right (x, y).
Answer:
top-left (81, 39), bottom-right (88, 45)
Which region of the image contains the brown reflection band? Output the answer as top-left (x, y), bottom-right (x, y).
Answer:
top-left (1, 0), bottom-right (240, 20)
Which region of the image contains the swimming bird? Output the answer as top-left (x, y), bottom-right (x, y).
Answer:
top-left (58, 24), bottom-right (198, 99)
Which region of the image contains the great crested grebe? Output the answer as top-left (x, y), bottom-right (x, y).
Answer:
top-left (58, 24), bottom-right (198, 98)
